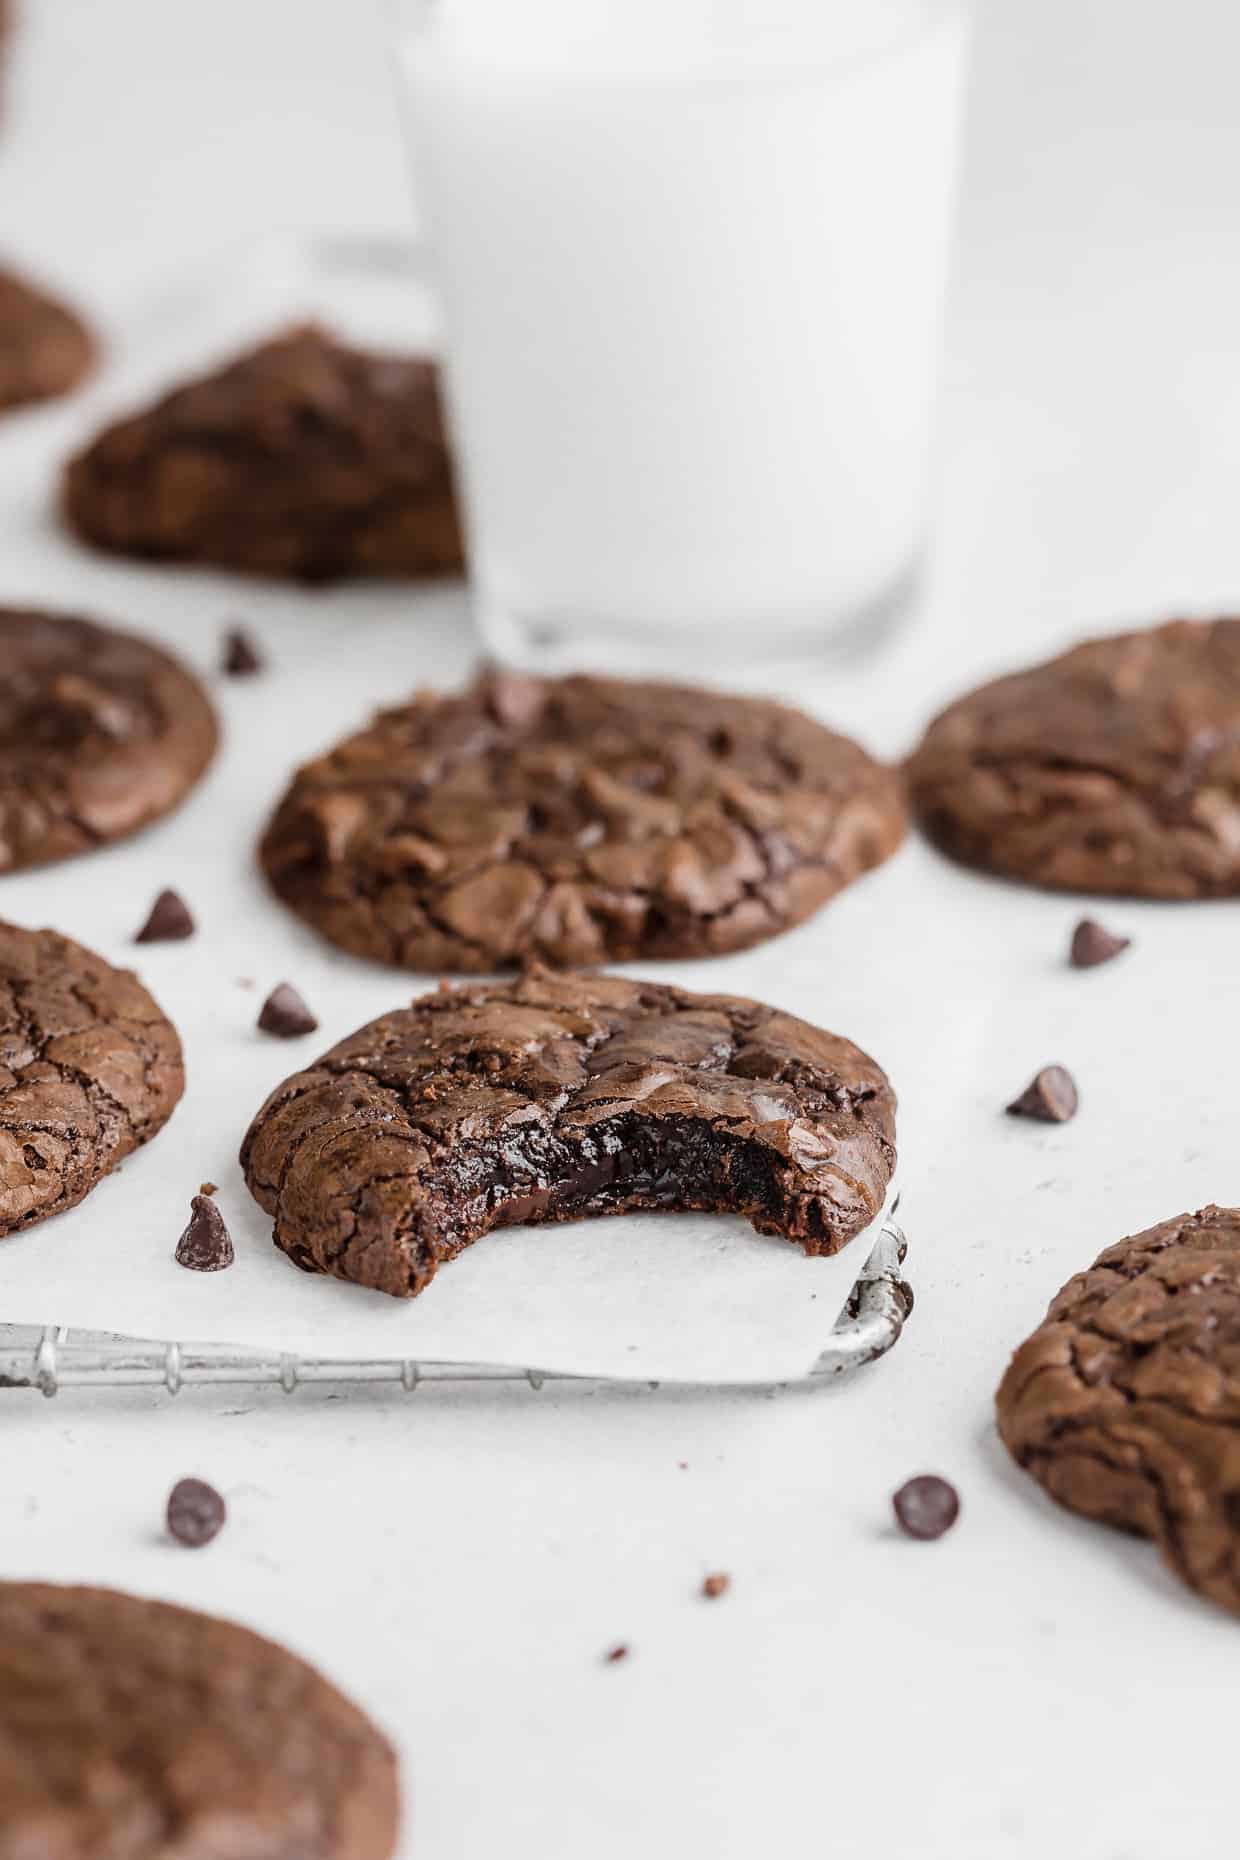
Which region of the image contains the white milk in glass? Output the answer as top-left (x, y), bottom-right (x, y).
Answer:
top-left (398, 1), bottom-right (968, 665)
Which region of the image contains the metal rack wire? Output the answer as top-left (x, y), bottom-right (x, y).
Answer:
top-left (0, 1214), bottom-right (910, 1397)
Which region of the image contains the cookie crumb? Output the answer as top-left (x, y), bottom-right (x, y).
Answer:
top-left (1006, 1065), bottom-right (1078, 1124)
top-left (603, 1643), bottom-right (629, 1664)
top-left (222, 626), bottom-right (264, 676)
top-left (198, 1181), bottom-right (218, 1197)
top-left (134, 888), bottom-right (194, 943)
top-left (167, 1477), bottom-right (226, 1547)
top-left (701, 1572), bottom-right (730, 1599)
top-left (892, 1475), bottom-right (959, 1541)
top-left (258, 983), bottom-right (318, 1038)
top-left (175, 1195), bottom-right (234, 1271)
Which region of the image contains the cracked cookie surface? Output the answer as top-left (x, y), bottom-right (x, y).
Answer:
top-left (996, 1205), bottom-right (1240, 1617)
top-left (907, 617), bottom-right (1240, 896)
top-left (259, 669), bottom-right (905, 971)
top-left (0, 265), bottom-right (95, 410)
top-left (0, 608), bottom-right (217, 872)
top-left (0, 1582), bottom-right (399, 1860)
top-left (62, 324), bottom-right (463, 582)
top-left (0, 921), bottom-right (184, 1238)
top-left (240, 965), bottom-right (897, 1300)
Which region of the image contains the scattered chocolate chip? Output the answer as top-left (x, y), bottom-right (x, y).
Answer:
top-left (166, 1476), bottom-right (227, 1547)
top-left (134, 888), bottom-right (194, 943)
top-left (604, 1644), bottom-right (630, 1664)
top-left (257, 983), bottom-right (318, 1038)
top-left (1006, 1064), bottom-right (1078, 1124)
top-left (175, 1194), bottom-right (235, 1271)
top-left (892, 1475), bottom-right (960, 1541)
top-left (701, 1573), bottom-right (731, 1600)
top-left (1069, 917), bottom-right (1131, 968)
top-left (198, 1181), bottom-right (218, 1197)
top-left (222, 626), bottom-right (264, 676)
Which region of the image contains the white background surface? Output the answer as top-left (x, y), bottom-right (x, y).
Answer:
top-left (4, 3), bottom-right (1240, 1855)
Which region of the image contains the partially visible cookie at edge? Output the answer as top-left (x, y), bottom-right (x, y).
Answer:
top-left (62, 323), bottom-right (463, 582)
top-left (907, 617), bottom-right (1240, 897)
top-left (0, 1581), bottom-right (399, 1860)
top-left (996, 1204), bottom-right (1240, 1617)
top-left (0, 607), bottom-right (218, 873)
top-left (259, 668), bottom-right (906, 972)
top-left (0, 263), bottom-right (95, 411)
top-left (0, 920), bottom-right (184, 1238)
top-left (240, 964), bottom-right (897, 1299)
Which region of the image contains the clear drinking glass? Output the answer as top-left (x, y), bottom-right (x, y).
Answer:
top-left (395, 0), bottom-right (970, 672)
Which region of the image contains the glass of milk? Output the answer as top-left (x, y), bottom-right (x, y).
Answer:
top-left (396, 0), bottom-right (970, 670)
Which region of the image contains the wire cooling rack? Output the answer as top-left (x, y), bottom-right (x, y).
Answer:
top-left (0, 1214), bottom-right (909, 1397)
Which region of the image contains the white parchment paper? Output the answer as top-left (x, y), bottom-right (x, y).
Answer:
top-left (0, 241), bottom-right (928, 1381)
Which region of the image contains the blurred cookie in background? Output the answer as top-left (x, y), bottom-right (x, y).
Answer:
top-left (907, 617), bottom-right (1240, 898)
top-left (0, 607), bottom-right (218, 873)
top-left (0, 263), bottom-right (96, 410)
top-left (62, 323), bottom-right (464, 582)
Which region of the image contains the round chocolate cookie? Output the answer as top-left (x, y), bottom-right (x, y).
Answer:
top-left (0, 920), bottom-right (184, 1237)
top-left (907, 617), bottom-right (1240, 897)
top-left (240, 965), bottom-right (896, 1299)
top-left (997, 1205), bottom-right (1240, 1618)
top-left (0, 264), bottom-right (95, 410)
top-left (0, 608), bottom-right (217, 873)
top-left (0, 1582), bottom-right (399, 1859)
top-left (259, 669), bottom-right (905, 971)
top-left (62, 323), bottom-right (463, 582)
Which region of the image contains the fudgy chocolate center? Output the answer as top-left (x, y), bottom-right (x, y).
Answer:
top-left (415, 1111), bottom-right (825, 1260)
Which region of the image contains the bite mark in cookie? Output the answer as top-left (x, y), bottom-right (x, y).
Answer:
top-left (240, 965), bottom-right (896, 1300)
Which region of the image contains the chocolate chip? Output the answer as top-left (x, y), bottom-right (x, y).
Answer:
top-left (166, 1477), bottom-right (226, 1547)
top-left (701, 1572), bottom-right (731, 1599)
top-left (892, 1475), bottom-right (960, 1541)
top-left (1006, 1065), bottom-right (1078, 1123)
top-left (134, 888), bottom-right (194, 943)
top-left (1069, 918), bottom-right (1131, 968)
top-left (175, 1194), bottom-right (235, 1271)
top-left (198, 1180), bottom-right (218, 1197)
top-left (257, 983), bottom-right (318, 1038)
top-left (222, 626), bottom-right (264, 676)
top-left (603, 1644), bottom-right (630, 1664)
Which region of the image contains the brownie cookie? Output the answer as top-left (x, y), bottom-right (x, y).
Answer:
top-left (907, 618), bottom-right (1240, 897)
top-left (240, 965), bottom-right (896, 1299)
top-left (0, 920), bottom-right (183, 1238)
top-left (997, 1205), bottom-right (1240, 1617)
top-left (0, 1582), bottom-right (399, 1859)
top-left (259, 669), bottom-right (905, 971)
top-left (0, 608), bottom-right (217, 873)
top-left (62, 323), bottom-right (463, 582)
top-left (0, 264), bottom-right (95, 411)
